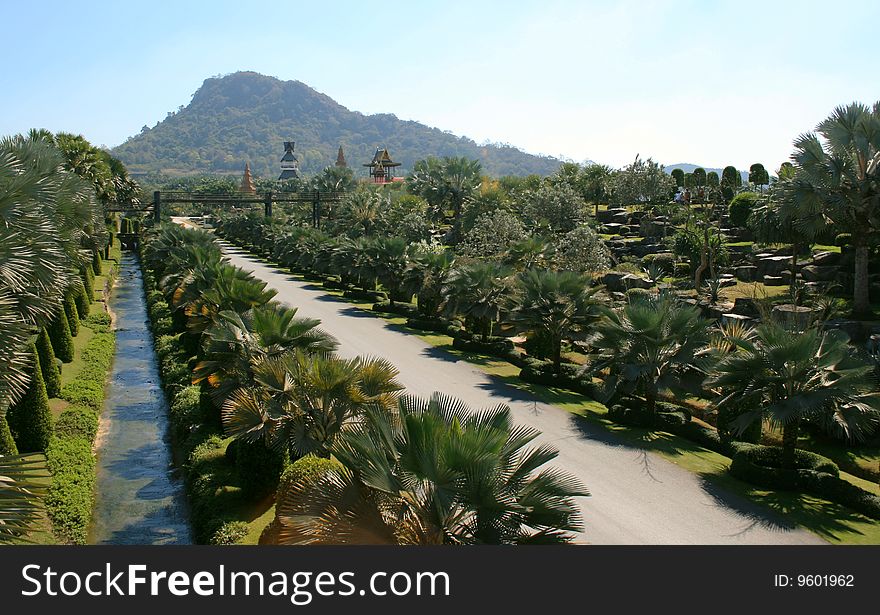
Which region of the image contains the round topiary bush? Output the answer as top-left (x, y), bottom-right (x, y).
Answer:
top-left (64, 291), bottom-right (79, 337)
top-left (728, 192), bottom-right (760, 228)
top-left (48, 310), bottom-right (74, 363)
top-left (7, 343), bottom-right (53, 453)
top-left (729, 442), bottom-right (839, 490)
top-left (36, 327), bottom-right (62, 398)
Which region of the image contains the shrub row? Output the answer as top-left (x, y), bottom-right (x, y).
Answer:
top-left (59, 332), bottom-right (115, 410)
top-left (729, 443), bottom-right (880, 520)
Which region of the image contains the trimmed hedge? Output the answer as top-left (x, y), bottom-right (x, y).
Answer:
top-left (82, 311), bottom-right (112, 334)
top-left (371, 300), bottom-right (418, 317)
top-left (7, 343), bottom-right (53, 453)
top-left (45, 435), bottom-right (96, 544)
top-left (729, 443), bottom-right (880, 520)
top-left (209, 521), bottom-right (249, 545)
top-left (0, 413), bottom-right (17, 455)
top-left (518, 358), bottom-right (599, 397)
top-left (36, 327), bottom-right (62, 398)
top-left (59, 332), bottom-right (114, 410)
top-left (452, 331), bottom-right (517, 359)
top-left (405, 316), bottom-right (453, 332)
top-left (64, 291), bottom-right (80, 337)
top-left (48, 309), bottom-right (74, 363)
top-left (54, 405), bottom-right (99, 442)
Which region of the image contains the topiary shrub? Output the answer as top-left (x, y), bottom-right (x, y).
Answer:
top-left (210, 521), bottom-right (249, 545)
top-left (92, 251), bottom-right (102, 276)
top-left (64, 291), bottom-right (79, 337)
top-left (0, 413), bottom-right (17, 455)
top-left (229, 438), bottom-right (287, 500)
top-left (169, 385), bottom-right (203, 438)
top-left (45, 435), bottom-right (95, 544)
top-left (728, 192), bottom-right (760, 228)
top-left (81, 266), bottom-right (94, 303)
top-left (59, 332), bottom-right (114, 410)
top-left (54, 405), bottom-right (99, 441)
top-left (74, 282), bottom-right (91, 319)
top-left (48, 309), bottom-right (74, 363)
top-left (36, 327), bottom-right (62, 398)
top-left (452, 331), bottom-right (516, 359)
top-left (7, 344), bottom-right (53, 453)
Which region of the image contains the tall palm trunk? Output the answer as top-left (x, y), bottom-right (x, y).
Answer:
top-left (790, 241), bottom-right (800, 307)
top-left (853, 243), bottom-right (871, 318)
top-left (781, 418), bottom-right (801, 469)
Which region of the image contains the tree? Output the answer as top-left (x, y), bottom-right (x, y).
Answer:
top-left (407, 157), bottom-right (482, 244)
top-left (505, 236), bottom-right (554, 271)
top-left (458, 210), bottom-right (525, 259)
top-left (221, 351), bottom-right (403, 460)
top-left (580, 164), bottom-right (614, 216)
top-left (587, 294), bottom-right (712, 417)
top-left (402, 249), bottom-right (455, 317)
top-left (274, 393), bottom-right (587, 544)
top-left (368, 237), bottom-right (410, 304)
top-left (518, 181), bottom-right (588, 233)
top-left (6, 343), bottom-right (53, 453)
top-left (508, 270), bottom-right (604, 372)
top-left (0, 454), bottom-right (45, 543)
top-left (706, 171), bottom-right (720, 188)
top-left (721, 166), bottom-right (740, 202)
top-left (749, 163), bottom-right (770, 191)
top-left (671, 168), bottom-right (685, 189)
top-left (728, 192), bottom-right (760, 228)
top-left (48, 310), bottom-right (74, 363)
top-left (554, 225), bottom-right (611, 275)
top-left (705, 324), bottom-right (880, 468)
top-left (312, 165), bottom-right (356, 193)
top-left (35, 328), bottom-right (61, 398)
top-left (63, 291), bottom-right (79, 337)
top-left (610, 155), bottom-right (675, 208)
top-left (790, 101), bottom-right (880, 317)
top-left (442, 262), bottom-right (511, 340)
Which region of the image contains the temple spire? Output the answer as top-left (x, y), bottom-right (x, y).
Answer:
top-left (335, 145), bottom-right (347, 168)
top-left (239, 162), bottom-right (256, 194)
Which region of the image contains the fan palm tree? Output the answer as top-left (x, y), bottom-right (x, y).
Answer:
top-left (442, 261), bottom-right (511, 340)
top-left (0, 453), bottom-right (47, 544)
top-left (505, 236), bottom-right (555, 271)
top-left (408, 157), bottom-right (482, 244)
top-left (705, 323), bottom-right (880, 468)
top-left (586, 294), bottom-right (712, 416)
top-left (402, 249), bottom-right (455, 317)
top-left (274, 393), bottom-right (587, 544)
top-left (789, 102), bottom-right (880, 317)
top-left (508, 270), bottom-right (604, 373)
top-left (366, 237), bottom-right (410, 305)
top-left (221, 351), bottom-right (403, 459)
top-left (194, 305), bottom-right (338, 404)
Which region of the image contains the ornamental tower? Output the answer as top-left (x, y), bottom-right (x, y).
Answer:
top-left (279, 141), bottom-right (301, 180)
top-left (239, 162), bottom-right (256, 194)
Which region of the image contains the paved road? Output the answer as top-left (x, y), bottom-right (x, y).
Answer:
top-left (209, 232), bottom-right (823, 544)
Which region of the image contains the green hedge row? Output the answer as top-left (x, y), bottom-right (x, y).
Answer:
top-left (59, 332), bottom-right (114, 410)
top-left (729, 443), bottom-right (880, 520)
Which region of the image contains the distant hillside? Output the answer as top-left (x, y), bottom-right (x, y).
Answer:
top-left (665, 163), bottom-right (750, 182)
top-left (111, 71), bottom-right (564, 178)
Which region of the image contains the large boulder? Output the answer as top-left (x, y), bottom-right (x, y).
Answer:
top-left (800, 265), bottom-right (840, 283)
top-left (731, 297), bottom-right (761, 317)
top-left (734, 265), bottom-right (758, 282)
top-left (756, 255), bottom-right (791, 277)
top-left (601, 272), bottom-right (653, 292)
top-left (812, 251), bottom-right (841, 266)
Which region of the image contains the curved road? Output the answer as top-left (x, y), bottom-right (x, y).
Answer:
top-left (199, 227), bottom-right (822, 544)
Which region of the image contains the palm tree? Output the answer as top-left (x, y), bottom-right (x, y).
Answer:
top-left (194, 305), bottom-right (338, 404)
top-left (0, 453), bottom-right (46, 544)
top-left (367, 237), bottom-right (410, 305)
top-left (705, 323), bottom-right (880, 468)
top-left (274, 393), bottom-right (587, 544)
top-left (586, 294), bottom-right (712, 416)
top-left (790, 102), bottom-right (880, 317)
top-left (508, 270), bottom-right (604, 373)
top-left (402, 249), bottom-right (455, 317)
top-left (505, 236), bottom-right (555, 271)
top-left (442, 261), bottom-right (511, 341)
top-left (221, 351), bottom-right (402, 459)
top-left (407, 157), bottom-right (482, 244)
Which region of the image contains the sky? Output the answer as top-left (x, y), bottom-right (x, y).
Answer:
top-left (2, 0), bottom-right (878, 172)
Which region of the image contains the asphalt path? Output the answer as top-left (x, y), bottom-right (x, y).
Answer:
top-left (195, 225), bottom-right (823, 544)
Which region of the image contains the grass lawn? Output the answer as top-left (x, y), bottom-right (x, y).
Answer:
top-left (720, 281), bottom-right (789, 301)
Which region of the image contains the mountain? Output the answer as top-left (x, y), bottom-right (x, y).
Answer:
top-left (665, 163), bottom-right (749, 182)
top-left (111, 71), bottom-right (564, 178)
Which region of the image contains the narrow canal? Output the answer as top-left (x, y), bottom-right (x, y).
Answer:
top-left (89, 253), bottom-right (192, 544)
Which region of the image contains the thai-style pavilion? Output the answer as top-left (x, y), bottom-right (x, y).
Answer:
top-left (364, 147), bottom-right (401, 183)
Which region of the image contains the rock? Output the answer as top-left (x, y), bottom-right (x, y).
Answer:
top-left (732, 297), bottom-right (760, 317)
top-left (756, 255), bottom-right (791, 277)
top-left (763, 275), bottom-right (785, 286)
top-left (772, 304), bottom-right (818, 331)
top-left (721, 313), bottom-right (753, 326)
top-left (824, 320), bottom-right (864, 342)
top-left (720, 277), bottom-right (737, 288)
top-left (601, 272), bottom-right (653, 292)
top-left (812, 251), bottom-right (841, 266)
top-left (601, 222), bottom-right (626, 235)
top-left (735, 265), bottom-right (758, 282)
top-left (800, 265), bottom-right (840, 283)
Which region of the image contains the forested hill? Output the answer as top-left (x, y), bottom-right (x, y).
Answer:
top-left (111, 71), bottom-right (564, 178)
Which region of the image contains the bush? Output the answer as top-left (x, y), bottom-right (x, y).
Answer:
top-left (36, 327), bottom-right (62, 398)
top-left (82, 311), bottom-right (112, 333)
top-left (642, 252), bottom-right (676, 275)
top-left (209, 521), bottom-right (249, 545)
top-left (518, 358), bottom-right (598, 396)
top-left (729, 192), bottom-right (760, 228)
top-left (0, 414), bottom-right (17, 455)
top-left (48, 310), bottom-right (74, 363)
top-left (75, 282), bottom-right (91, 319)
top-left (625, 287), bottom-right (654, 302)
top-left (7, 344), bottom-right (53, 453)
top-left (59, 332), bottom-right (115, 410)
top-left (45, 435), bottom-right (95, 544)
top-left (405, 316), bottom-right (452, 332)
top-left (452, 331), bottom-right (516, 359)
top-left (54, 405), bottom-right (99, 441)
top-left (229, 438), bottom-right (287, 500)
top-left (64, 291), bottom-right (80, 337)
top-left (371, 301), bottom-right (418, 317)
top-left (92, 251), bottom-right (102, 276)
top-left (81, 266), bottom-right (94, 305)
top-left (169, 385), bottom-right (203, 438)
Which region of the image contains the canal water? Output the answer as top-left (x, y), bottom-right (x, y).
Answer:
top-left (89, 253), bottom-right (192, 544)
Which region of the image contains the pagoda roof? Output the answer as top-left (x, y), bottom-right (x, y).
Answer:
top-left (364, 147), bottom-right (401, 167)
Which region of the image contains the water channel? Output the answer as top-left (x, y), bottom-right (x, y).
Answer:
top-left (88, 253), bottom-right (192, 544)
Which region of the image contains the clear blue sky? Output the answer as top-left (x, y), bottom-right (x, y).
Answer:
top-left (3, 0), bottom-right (877, 171)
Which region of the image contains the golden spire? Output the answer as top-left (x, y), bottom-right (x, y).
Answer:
top-left (240, 162), bottom-right (256, 194)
